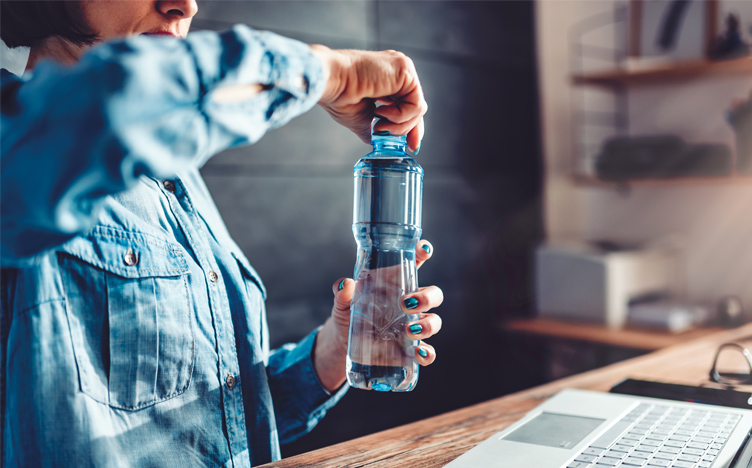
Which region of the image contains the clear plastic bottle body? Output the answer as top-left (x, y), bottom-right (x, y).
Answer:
top-left (346, 134), bottom-right (424, 392)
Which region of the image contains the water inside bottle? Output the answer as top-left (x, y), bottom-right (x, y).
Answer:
top-left (353, 157), bottom-right (422, 228)
top-left (346, 227), bottom-right (420, 391)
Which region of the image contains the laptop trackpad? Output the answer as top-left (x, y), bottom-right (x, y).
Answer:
top-left (501, 412), bottom-right (606, 449)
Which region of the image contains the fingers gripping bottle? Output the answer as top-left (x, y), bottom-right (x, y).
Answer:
top-left (346, 126), bottom-right (424, 392)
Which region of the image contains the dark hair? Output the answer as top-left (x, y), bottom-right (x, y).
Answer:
top-left (1, 1), bottom-right (99, 48)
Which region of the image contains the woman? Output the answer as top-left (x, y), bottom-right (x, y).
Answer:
top-left (0, 1), bottom-right (443, 466)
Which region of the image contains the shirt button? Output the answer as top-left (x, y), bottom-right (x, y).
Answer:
top-left (226, 373), bottom-right (235, 389)
top-left (163, 180), bottom-right (176, 193)
top-left (124, 248), bottom-right (138, 266)
top-left (208, 270), bottom-right (219, 282)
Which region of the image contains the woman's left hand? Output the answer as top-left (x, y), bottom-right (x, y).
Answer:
top-left (313, 240), bottom-right (443, 392)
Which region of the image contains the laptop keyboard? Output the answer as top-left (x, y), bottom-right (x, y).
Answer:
top-left (567, 403), bottom-right (741, 468)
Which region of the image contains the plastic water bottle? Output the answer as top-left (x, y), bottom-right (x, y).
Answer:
top-left (345, 127), bottom-right (424, 392)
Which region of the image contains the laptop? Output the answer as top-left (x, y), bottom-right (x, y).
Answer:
top-left (445, 389), bottom-right (752, 468)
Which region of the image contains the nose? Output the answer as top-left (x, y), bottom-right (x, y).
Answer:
top-left (156, 0), bottom-right (198, 19)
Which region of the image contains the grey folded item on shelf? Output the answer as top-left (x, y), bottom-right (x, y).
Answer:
top-left (594, 135), bottom-right (733, 181)
top-left (728, 93), bottom-right (752, 174)
top-left (627, 300), bottom-right (710, 333)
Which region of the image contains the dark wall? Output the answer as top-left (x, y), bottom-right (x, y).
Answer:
top-left (194, 0), bottom-right (543, 456)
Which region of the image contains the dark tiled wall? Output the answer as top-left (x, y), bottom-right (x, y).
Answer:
top-left (195, 0), bottom-right (543, 455)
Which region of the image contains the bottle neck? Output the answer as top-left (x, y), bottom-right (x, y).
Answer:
top-left (370, 130), bottom-right (408, 154)
top-left (372, 139), bottom-right (408, 153)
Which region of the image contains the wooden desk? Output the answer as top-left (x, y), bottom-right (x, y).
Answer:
top-left (259, 323), bottom-right (752, 468)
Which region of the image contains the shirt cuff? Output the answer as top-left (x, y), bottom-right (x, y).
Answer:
top-left (267, 327), bottom-right (348, 443)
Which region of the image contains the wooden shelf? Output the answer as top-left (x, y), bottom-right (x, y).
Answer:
top-left (572, 56), bottom-right (752, 87)
top-left (501, 317), bottom-right (722, 351)
top-left (572, 173), bottom-right (752, 187)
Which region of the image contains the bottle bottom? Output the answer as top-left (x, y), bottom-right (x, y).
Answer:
top-left (346, 361), bottom-right (418, 392)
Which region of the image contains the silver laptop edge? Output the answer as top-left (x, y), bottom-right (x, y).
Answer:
top-left (445, 388), bottom-right (752, 468)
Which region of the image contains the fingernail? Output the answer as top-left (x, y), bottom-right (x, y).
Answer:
top-left (421, 244), bottom-right (431, 254)
top-left (418, 347), bottom-right (428, 358)
top-left (409, 323), bottom-right (423, 335)
top-left (338, 279), bottom-right (346, 291)
top-left (414, 143), bottom-right (421, 155)
top-left (404, 297), bottom-right (419, 310)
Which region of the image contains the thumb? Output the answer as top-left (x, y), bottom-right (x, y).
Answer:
top-left (332, 278), bottom-right (354, 316)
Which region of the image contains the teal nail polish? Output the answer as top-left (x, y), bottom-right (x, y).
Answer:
top-left (421, 244), bottom-right (431, 254)
top-left (404, 297), bottom-right (419, 310)
top-left (414, 143), bottom-right (421, 155)
top-left (409, 323), bottom-right (423, 335)
top-left (338, 279), bottom-right (346, 291)
top-left (418, 347), bottom-right (428, 358)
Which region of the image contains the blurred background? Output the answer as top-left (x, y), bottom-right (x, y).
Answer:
top-left (190, 0), bottom-right (752, 458)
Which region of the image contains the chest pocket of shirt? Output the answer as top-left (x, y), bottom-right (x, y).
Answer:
top-left (58, 227), bottom-right (194, 411)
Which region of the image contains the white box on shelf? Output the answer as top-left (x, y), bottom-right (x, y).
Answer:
top-left (535, 240), bottom-right (683, 329)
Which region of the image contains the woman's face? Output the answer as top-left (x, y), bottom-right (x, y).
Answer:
top-left (79, 0), bottom-right (199, 41)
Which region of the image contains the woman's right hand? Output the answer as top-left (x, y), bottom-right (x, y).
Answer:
top-left (310, 45), bottom-right (427, 153)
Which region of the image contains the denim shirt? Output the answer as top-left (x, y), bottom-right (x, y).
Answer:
top-left (0, 26), bottom-right (347, 467)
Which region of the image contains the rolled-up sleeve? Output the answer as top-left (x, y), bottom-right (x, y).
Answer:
top-left (1, 25), bottom-right (324, 265)
top-left (267, 328), bottom-right (349, 444)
